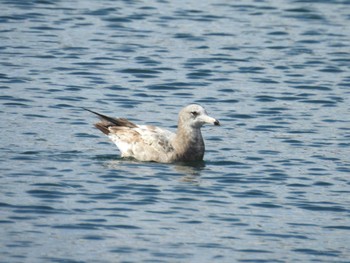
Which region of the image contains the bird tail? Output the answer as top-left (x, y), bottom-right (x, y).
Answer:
top-left (83, 108), bottom-right (137, 135)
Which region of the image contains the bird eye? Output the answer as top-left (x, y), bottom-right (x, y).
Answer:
top-left (191, 111), bottom-right (198, 117)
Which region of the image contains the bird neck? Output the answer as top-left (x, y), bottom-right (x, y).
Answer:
top-left (172, 123), bottom-right (205, 160)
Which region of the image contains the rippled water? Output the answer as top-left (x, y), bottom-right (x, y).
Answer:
top-left (1, 0), bottom-right (350, 262)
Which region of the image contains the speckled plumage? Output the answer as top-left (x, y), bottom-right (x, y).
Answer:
top-left (85, 104), bottom-right (220, 163)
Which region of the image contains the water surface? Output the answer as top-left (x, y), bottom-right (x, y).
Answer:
top-left (1, 0), bottom-right (350, 262)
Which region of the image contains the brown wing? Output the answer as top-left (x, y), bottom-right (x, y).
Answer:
top-left (84, 108), bottom-right (138, 135)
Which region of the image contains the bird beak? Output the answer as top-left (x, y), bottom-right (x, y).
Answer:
top-left (199, 115), bottom-right (220, 126)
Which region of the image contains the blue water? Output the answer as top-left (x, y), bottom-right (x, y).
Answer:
top-left (1, 0), bottom-right (350, 262)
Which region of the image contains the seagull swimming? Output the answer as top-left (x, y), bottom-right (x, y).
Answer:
top-left (85, 104), bottom-right (220, 163)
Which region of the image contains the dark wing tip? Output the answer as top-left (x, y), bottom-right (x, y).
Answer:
top-left (84, 107), bottom-right (138, 128)
top-left (94, 122), bottom-right (111, 135)
top-left (82, 107), bottom-right (108, 120)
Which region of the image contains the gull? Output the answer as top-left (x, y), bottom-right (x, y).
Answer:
top-left (85, 104), bottom-right (220, 163)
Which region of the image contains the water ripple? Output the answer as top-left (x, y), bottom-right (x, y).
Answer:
top-left (1, 0), bottom-right (349, 262)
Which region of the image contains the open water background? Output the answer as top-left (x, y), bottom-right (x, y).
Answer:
top-left (1, 0), bottom-right (350, 262)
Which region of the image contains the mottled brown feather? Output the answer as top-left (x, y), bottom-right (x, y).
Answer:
top-left (85, 105), bottom-right (219, 163)
top-left (83, 108), bottom-right (137, 128)
top-left (113, 118), bottom-right (138, 128)
top-left (94, 122), bottom-right (111, 135)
